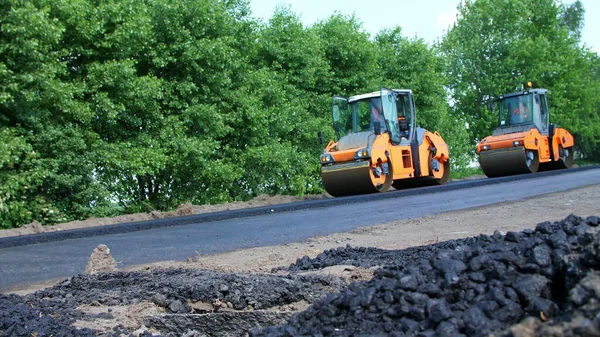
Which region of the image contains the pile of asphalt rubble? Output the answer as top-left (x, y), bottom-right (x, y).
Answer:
top-left (1, 214), bottom-right (600, 337)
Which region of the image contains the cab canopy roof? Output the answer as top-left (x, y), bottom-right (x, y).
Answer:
top-left (500, 88), bottom-right (548, 99)
top-left (347, 89), bottom-right (413, 103)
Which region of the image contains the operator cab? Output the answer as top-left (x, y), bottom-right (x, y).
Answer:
top-left (496, 89), bottom-right (550, 135)
top-left (332, 88), bottom-right (416, 144)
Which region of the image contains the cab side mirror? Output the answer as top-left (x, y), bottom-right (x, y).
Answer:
top-left (318, 131), bottom-right (324, 145)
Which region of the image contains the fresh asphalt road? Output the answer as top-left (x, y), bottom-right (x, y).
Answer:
top-left (1, 168), bottom-right (600, 290)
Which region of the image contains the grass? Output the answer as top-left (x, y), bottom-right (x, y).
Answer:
top-left (574, 158), bottom-right (599, 167)
top-left (450, 167), bottom-right (484, 180)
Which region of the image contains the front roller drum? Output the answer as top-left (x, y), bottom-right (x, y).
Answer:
top-left (321, 160), bottom-right (392, 197)
top-left (479, 146), bottom-right (539, 178)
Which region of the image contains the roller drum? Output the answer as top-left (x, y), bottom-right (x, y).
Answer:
top-left (540, 146), bottom-right (573, 171)
top-left (321, 161), bottom-right (387, 197)
top-left (479, 146), bottom-right (539, 178)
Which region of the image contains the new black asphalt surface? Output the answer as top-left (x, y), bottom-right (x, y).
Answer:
top-left (2, 167), bottom-right (598, 249)
top-left (1, 167), bottom-right (599, 291)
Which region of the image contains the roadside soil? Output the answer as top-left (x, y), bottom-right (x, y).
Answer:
top-left (0, 194), bottom-right (330, 238)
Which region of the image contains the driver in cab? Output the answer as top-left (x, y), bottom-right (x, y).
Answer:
top-left (512, 98), bottom-right (529, 123)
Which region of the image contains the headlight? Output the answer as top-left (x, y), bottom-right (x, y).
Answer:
top-left (320, 154), bottom-right (334, 163)
top-left (482, 145), bottom-right (491, 151)
top-left (354, 149), bottom-right (370, 159)
top-left (513, 141), bottom-right (522, 147)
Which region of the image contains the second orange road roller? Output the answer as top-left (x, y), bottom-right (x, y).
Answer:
top-left (319, 88), bottom-right (451, 197)
top-left (476, 87), bottom-right (574, 177)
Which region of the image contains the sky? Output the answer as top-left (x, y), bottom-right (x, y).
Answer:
top-left (248, 0), bottom-right (599, 53)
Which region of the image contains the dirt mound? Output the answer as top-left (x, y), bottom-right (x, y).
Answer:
top-left (84, 244), bottom-right (118, 274)
top-left (252, 215), bottom-right (600, 336)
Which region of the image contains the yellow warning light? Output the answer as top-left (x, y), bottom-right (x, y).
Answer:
top-left (527, 81), bottom-right (533, 88)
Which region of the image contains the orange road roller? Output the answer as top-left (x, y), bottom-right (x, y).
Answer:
top-left (319, 88), bottom-right (451, 197)
top-left (477, 88), bottom-right (574, 178)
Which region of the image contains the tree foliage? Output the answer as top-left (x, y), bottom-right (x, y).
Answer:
top-left (312, 13), bottom-right (379, 95)
top-left (0, 0), bottom-right (109, 226)
top-left (375, 28), bottom-right (472, 168)
top-left (1, 0), bottom-right (598, 228)
top-left (441, 0), bottom-right (600, 158)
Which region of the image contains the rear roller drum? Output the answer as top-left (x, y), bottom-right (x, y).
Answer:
top-left (430, 156), bottom-right (450, 185)
top-left (556, 146), bottom-right (573, 169)
top-left (392, 155), bottom-right (450, 190)
top-left (540, 146), bottom-right (573, 171)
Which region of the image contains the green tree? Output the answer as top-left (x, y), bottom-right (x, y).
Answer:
top-left (312, 13), bottom-right (379, 95)
top-left (375, 28), bottom-right (472, 167)
top-left (0, 128), bottom-right (64, 228)
top-left (255, 6), bottom-right (329, 92)
top-left (441, 0), bottom-right (600, 159)
top-left (62, 0), bottom-right (255, 210)
top-left (225, 6), bottom-right (334, 197)
top-left (0, 0), bottom-right (109, 226)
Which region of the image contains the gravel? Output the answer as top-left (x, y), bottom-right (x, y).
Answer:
top-left (252, 214), bottom-right (600, 337)
top-left (0, 270), bottom-right (348, 336)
